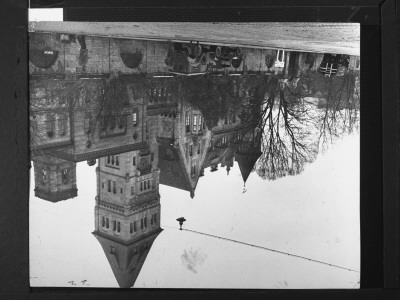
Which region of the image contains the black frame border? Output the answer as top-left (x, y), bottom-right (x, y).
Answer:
top-left (0, 0), bottom-right (398, 298)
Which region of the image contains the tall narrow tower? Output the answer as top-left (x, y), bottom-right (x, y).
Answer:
top-left (93, 141), bottom-right (162, 288)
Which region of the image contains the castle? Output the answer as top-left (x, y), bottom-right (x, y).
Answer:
top-left (31, 31), bottom-right (355, 287)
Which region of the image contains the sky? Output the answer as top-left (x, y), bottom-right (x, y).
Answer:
top-left (30, 132), bottom-right (360, 289)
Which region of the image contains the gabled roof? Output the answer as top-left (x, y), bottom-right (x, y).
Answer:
top-left (92, 228), bottom-right (163, 288)
top-left (157, 138), bottom-right (193, 194)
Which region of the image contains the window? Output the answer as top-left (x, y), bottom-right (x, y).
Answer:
top-left (120, 188), bottom-right (123, 194)
top-left (224, 115), bottom-right (228, 125)
top-left (42, 170), bottom-right (47, 181)
top-left (58, 118), bottom-right (67, 136)
top-left (147, 180), bottom-right (150, 189)
top-left (144, 217), bottom-right (147, 228)
top-left (102, 216), bottom-right (105, 227)
top-left (84, 114), bottom-right (92, 134)
top-left (46, 116), bottom-right (55, 138)
top-left (198, 116), bottom-right (202, 130)
top-left (189, 145), bottom-right (193, 156)
top-left (132, 157), bottom-right (136, 166)
top-left (141, 218), bottom-right (144, 229)
top-left (110, 246), bottom-right (116, 254)
top-left (113, 181), bottom-right (116, 194)
top-left (134, 221), bottom-right (137, 232)
top-left (140, 182), bottom-right (143, 191)
top-left (130, 222), bottom-right (133, 233)
top-left (186, 114), bottom-right (190, 132)
top-left (107, 156), bottom-right (110, 164)
top-left (132, 112), bottom-right (137, 126)
top-left (102, 182), bottom-right (104, 189)
top-left (106, 218), bottom-right (109, 228)
top-left (113, 220), bottom-right (116, 231)
top-left (117, 221), bottom-right (121, 233)
top-left (108, 180), bottom-right (111, 192)
top-left (233, 114), bottom-right (236, 123)
top-left (193, 115), bottom-right (197, 131)
top-left (151, 152), bottom-right (154, 162)
top-left (131, 186), bottom-right (134, 195)
top-left (116, 156), bottom-right (119, 166)
top-left (151, 213), bottom-right (157, 225)
top-left (62, 169), bottom-right (68, 183)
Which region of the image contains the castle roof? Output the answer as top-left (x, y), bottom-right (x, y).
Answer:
top-left (235, 151), bottom-right (262, 184)
top-left (157, 138), bottom-right (195, 196)
top-left (92, 228), bottom-right (163, 288)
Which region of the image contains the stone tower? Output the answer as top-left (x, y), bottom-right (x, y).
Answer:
top-left (32, 155), bottom-right (77, 202)
top-left (93, 141), bottom-right (162, 287)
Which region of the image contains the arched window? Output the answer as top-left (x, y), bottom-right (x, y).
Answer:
top-left (108, 180), bottom-right (111, 192)
top-left (101, 216), bottom-right (105, 227)
top-left (116, 156), bottom-right (119, 166)
top-left (117, 222), bottom-right (121, 233)
top-left (107, 156), bottom-right (111, 164)
top-left (106, 218), bottom-right (109, 228)
top-left (113, 220), bottom-right (116, 231)
top-left (113, 181), bottom-right (116, 194)
top-left (111, 156), bottom-right (115, 165)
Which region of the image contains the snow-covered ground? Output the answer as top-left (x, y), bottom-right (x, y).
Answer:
top-left (30, 132), bottom-right (359, 288)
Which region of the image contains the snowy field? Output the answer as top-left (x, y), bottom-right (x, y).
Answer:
top-left (30, 132), bottom-right (359, 288)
